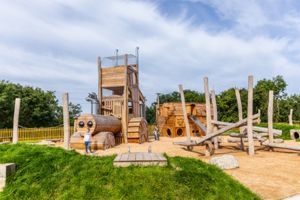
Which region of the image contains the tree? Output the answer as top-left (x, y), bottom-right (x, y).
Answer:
top-left (253, 76), bottom-right (287, 122)
top-left (146, 103), bottom-right (156, 125)
top-left (0, 80), bottom-right (82, 128)
top-left (159, 90), bottom-right (205, 104)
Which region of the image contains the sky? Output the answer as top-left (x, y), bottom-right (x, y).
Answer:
top-left (1, 0), bottom-right (300, 113)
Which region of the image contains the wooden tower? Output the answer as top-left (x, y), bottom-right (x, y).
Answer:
top-left (97, 47), bottom-right (147, 143)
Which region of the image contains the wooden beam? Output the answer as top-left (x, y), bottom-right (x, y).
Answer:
top-left (63, 93), bottom-right (70, 150)
top-left (289, 109), bottom-right (293, 125)
top-left (268, 90), bottom-right (274, 143)
top-left (179, 84), bottom-right (191, 143)
top-left (235, 89), bottom-right (244, 150)
top-left (204, 77), bottom-right (212, 136)
top-left (247, 75), bottom-right (255, 156)
top-left (123, 54), bottom-right (128, 144)
top-left (174, 113), bottom-right (260, 146)
top-left (12, 98), bottom-right (21, 144)
top-left (211, 90), bottom-right (218, 149)
top-left (263, 142), bottom-right (300, 151)
top-left (97, 56), bottom-right (102, 114)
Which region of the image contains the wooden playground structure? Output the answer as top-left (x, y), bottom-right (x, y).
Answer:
top-left (70, 48), bottom-right (148, 150)
top-left (174, 76), bottom-right (300, 156)
top-left (156, 102), bottom-right (207, 138)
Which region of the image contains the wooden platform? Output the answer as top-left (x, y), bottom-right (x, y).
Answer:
top-left (113, 152), bottom-right (167, 167)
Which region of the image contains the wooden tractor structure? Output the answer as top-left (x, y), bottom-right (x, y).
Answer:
top-left (70, 48), bottom-right (148, 150)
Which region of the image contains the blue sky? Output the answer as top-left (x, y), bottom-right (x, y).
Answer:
top-left (1, 0), bottom-right (300, 113)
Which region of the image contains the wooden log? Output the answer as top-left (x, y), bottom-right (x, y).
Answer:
top-left (289, 109), bottom-right (293, 125)
top-left (204, 77), bottom-right (212, 136)
top-left (262, 142), bottom-right (300, 151)
top-left (12, 98), bottom-right (21, 144)
top-left (234, 88), bottom-right (245, 149)
top-left (179, 84), bottom-right (191, 143)
top-left (268, 90), bottom-right (274, 143)
top-left (63, 93), bottom-right (70, 150)
top-left (211, 90), bottom-right (218, 149)
top-left (247, 75), bottom-right (255, 156)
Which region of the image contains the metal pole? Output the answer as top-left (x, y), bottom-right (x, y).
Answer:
top-left (116, 49), bottom-right (119, 66)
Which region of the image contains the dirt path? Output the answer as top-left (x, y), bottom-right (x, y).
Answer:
top-left (72, 136), bottom-right (300, 200)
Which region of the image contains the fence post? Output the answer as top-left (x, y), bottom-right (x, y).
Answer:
top-left (63, 93), bottom-right (70, 150)
top-left (12, 98), bottom-right (21, 144)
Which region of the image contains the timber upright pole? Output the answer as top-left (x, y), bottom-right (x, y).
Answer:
top-left (12, 98), bottom-right (21, 144)
top-left (247, 75), bottom-right (255, 156)
top-left (97, 56), bottom-right (102, 115)
top-left (179, 84), bottom-right (191, 143)
top-left (268, 90), bottom-right (274, 144)
top-left (235, 89), bottom-right (244, 150)
top-left (211, 90), bottom-right (218, 149)
top-left (289, 109), bottom-right (293, 125)
top-left (63, 93), bottom-right (70, 150)
top-left (204, 77), bottom-right (212, 136)
top-left (123, 54), bottom-right (128, 144)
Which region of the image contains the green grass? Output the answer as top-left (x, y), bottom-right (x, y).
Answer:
top-left (257, 122), bottom-right (300, 140)
top-left (0, 144), bottom-right (260, 200)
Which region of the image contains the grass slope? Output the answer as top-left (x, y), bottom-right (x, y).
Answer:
top-left (0, 144), bottom-right (260, 200)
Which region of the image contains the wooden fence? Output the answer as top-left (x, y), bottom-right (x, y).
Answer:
top-left (0, 127), bottom-right (74, 142)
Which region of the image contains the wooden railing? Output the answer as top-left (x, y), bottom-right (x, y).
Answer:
top-left (102, 96), bottom-right (123, 118)
top-left (0, 127), bottom-right (74, 142)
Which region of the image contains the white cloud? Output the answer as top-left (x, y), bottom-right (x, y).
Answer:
top-left (0, 0), bottom-right (300, 112)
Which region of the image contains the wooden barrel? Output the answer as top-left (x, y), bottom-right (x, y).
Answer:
top-left (75, 114), bottom-right (121, 135)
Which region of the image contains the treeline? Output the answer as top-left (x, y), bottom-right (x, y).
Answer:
top-left (146, 76), bottom-right (299, 124)
top-left (0, 80), bottom-right (82, 128)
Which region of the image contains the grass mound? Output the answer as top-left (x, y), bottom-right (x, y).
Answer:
top-left (0, 144), bottom-right (260, 200)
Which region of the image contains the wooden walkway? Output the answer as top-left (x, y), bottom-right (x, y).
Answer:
top-left (113, 152), bottom-right (167, 167)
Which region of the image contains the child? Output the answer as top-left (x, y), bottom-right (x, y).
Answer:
top-left (84, 128), bottom-right (92, 154)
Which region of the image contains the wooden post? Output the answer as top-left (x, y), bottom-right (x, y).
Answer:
top-left (235, 89), bottom-right (244, 150)
top-left (204, 77), bottom-right (212, 136)
top-left (289, 109), bottom-right (293, 125)
top-left (97, 56), bottom-right (102, 115)
top-left (247, 75), bottom-right (255, 156)
top-left (179, 84), bottom-right (191, 143)
top-left (12, 98), bottom-right (21, 144)
top-left (63, 93), bottom-right (70, 150)
top-left (268, 90), bottom-right (274, 143)
top-left (211, 90), bottom-right (218, 149)
top-left (123, 54), bottom-right (128, 144)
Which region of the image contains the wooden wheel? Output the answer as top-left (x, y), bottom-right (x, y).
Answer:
top-left (187, 146), bottom-right (194, 151)
top-left (204, 141), bottom-right (215, 156)
top-left (127, 117), bottom-right (148, 143)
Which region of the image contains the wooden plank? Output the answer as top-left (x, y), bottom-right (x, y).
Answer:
top-left (120, 153), bottom-right (129, 161)
top-left (289, 109), bottom-right (293, 125)
top-left (143, 152), bottom-right (152, 161)
top-left (268, 90), bottom-right (274, 143)
top-left (114, 154), bottom-right (122, 162)
top-left (179, 84), bottom-right (191, 143)
top-left (128, 153), bottom-right (136, 161)
top-left (247, 75), bottom-right (255, 156)
top-left (135, 152), bottom-right (144, 161)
